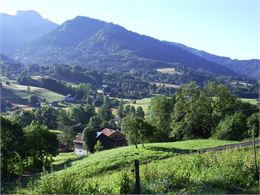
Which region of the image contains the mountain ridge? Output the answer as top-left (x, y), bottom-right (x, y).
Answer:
top-left (168, 42), bottom-right (260, 79)
top-left (0, 10), bottom-right (58, 54)
top-left (12, 15), bottom-right (236, 76)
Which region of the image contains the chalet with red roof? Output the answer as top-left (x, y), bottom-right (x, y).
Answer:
top-left (96, 128), bottom-right (127, 149)
top-left (73, 128), bottom-right (126, 155)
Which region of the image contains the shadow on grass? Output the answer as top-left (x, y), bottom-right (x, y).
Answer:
top-left (1, 155), bottom-right (86, 193)
top-left (145, 146), bottom-right (197, 154)
top-left (52, 155), bottom-right (86, 172)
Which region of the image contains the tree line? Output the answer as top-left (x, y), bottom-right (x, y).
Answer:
top-left (121, 82), bottom-right (259, 146)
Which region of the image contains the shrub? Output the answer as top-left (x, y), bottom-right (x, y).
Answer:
top-left (94, 140), bottom-right (104, 152)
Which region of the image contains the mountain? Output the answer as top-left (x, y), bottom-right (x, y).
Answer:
top-left (13, 16), bottom-right (235, 76)
top-left (168, 42), bottom-right (260, 80)
top-left (0, 10), bottom-right (58, 54)
top-left (0, 53), bottom-right (24, 72)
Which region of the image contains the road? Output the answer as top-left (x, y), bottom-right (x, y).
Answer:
top-left (198, 139), bottom-right (260, 153)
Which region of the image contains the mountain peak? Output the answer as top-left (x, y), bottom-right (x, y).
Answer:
top-left (16, 10), bottom-right (42, 19)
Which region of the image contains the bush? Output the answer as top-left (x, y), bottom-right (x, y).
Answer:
top-left (28, 95), bottom-right (40, 107)
top-left (94, 140), bottom-right (104, 152)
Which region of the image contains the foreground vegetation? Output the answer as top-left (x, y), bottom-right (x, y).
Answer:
top-left (12, 144), bottom-right (259, 194)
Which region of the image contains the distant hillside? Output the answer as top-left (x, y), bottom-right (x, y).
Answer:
top-left (168, 42), bottom-right (260, 80)
top-left (13, 16), bottom-right (235, 76)
top-left (0, 10), bottom-right (58, 54)
top-left (0, 53), bottom-right (24, 72)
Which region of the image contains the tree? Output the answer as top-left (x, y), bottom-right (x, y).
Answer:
top-left (213, 112), bottom-right (247, 140)
top-left (28, 95), bottom-right (40, 107)
top-left (57, 109), bottom-right (72, 127)
top-left (147, 95), bottom-right (174, 141)
top-left (1, 117), bottom-right (25, 178)
top-left (117, 98), bottom-right (124, 119)
top-left (35, 106), bottom-right (58, 129)
top-left (88, 116), bottom-right (102, 129)
top-left (171, 86), bottom-right (213, 140)
top-left (205, 82), bottom-right (237, 123)
top-left (27, 86), bottom-right (31, 95)
top-left (247, 112), bottom-right (259, 137)
top-left (58, 127), bottom-right (76, 151)
top-left (121, 115), bottom-right (153, 148)
top-left (93, 95), bottom-right (103, 107)
top-left (69, 105), bottom-right (95, 125)
top-left (99, 96), bottom-right (113, 121)
top-left (24, 121), bottom-right (59, 169)
top-left (82, 126), bottom-right (96, 153)
top-left (12, 109), bottom-right (35, 127)
top-left (136, 106), bottom-right (145, 119)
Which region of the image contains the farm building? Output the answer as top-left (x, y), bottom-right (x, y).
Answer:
top-left (73, 133), bottom-right (87, 156)
top-left (96, 128), bottom-right (127, 149)
top-left (73, 128), bottom-right (127, 155)
top-left (49, 101), bottom-right (59, 107)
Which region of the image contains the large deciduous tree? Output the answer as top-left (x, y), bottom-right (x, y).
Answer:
top-left (147, 95), bottom-right (174, 141)
top-left (1, 117), bottom-right (25, 178)
top-left (24, 121), bottom-right (59, 169)
top-left (121, 115), bottom-right (153, 148)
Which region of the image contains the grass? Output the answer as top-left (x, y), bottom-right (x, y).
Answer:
top-left (16, 143), bottom-right (259, 194)
top-left (240, 98), bottom-right (258, 105)
top-left (126, 97), bottom-right (151, 113)
top-left (1, 83), bottom-right (64, 106)
top-left (156, 68), bottom-right (177, 74)
top-left (52, 152), bottom-right (80, 167)
top-left (49, 129), bottom-right (63, 135)
top-left (150, 82), bottom-right (180, 89)
top-left (9, 139), bottom-right (244, 194)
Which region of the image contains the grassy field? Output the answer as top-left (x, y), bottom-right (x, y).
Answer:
top-left (10, 139), bottom-right (251, 194)
top-left (126, 97), bottom-right (151, 113)
top-left (156, 68), bottom-right (177, 74)
top-left (1, 83), bottom-right (64, 106)
top-left (49, 129), bottom-right (63, 135)
top-left (240, 98), bottom-right (258, 105)
top-left (52, 152), bottom-right (80, 166)
top-left (150, 82), bottom-right (180, 89)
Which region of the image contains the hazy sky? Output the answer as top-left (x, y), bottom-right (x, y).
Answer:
top-left (1, 0), bottom-right (259, 59)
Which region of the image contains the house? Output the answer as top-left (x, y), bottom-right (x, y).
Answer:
top-left (49, 101), bottom-right (59, 107)
top-left (73, 133), bottom-right (87, 156)
top-left (73, 128), bottom-right (127, 155)
top-left (96, 128), bottom-right (127, 149)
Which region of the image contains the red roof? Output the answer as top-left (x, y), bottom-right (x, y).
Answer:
top-left (101, 128), bottom-right (117, 137)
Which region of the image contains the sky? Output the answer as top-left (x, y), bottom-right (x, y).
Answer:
top-left (0, 0), bottom-right (259, 59)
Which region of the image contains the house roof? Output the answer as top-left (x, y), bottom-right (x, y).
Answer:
top-left (100, 128), bottom-right (117, 137)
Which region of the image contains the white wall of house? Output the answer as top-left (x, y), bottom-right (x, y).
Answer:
top-left (74, 148), bottom-right (87, 156)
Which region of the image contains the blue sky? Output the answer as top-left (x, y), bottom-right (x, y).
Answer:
top-left (1, 0), bottom-right (259, 59)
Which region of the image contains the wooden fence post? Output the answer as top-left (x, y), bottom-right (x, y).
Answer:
top-left (252, 133), bottom-right (258, 173)
top-left (134, 160), bottom-right (141, 194)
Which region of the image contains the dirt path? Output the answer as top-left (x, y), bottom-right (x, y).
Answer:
top-left (198, 139), bottom-right (260, 153)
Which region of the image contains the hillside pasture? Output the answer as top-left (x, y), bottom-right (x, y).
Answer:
top-left (156, 68), bottom-right (177, 74)
top-left (1, 83), bottom-right (64, 106)
top-left (12, 139), bottom-right (260, 194)
top-left (150, 82), bottom-right (180, 89)
top-left (126, 97), bottom-right (151, 113)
